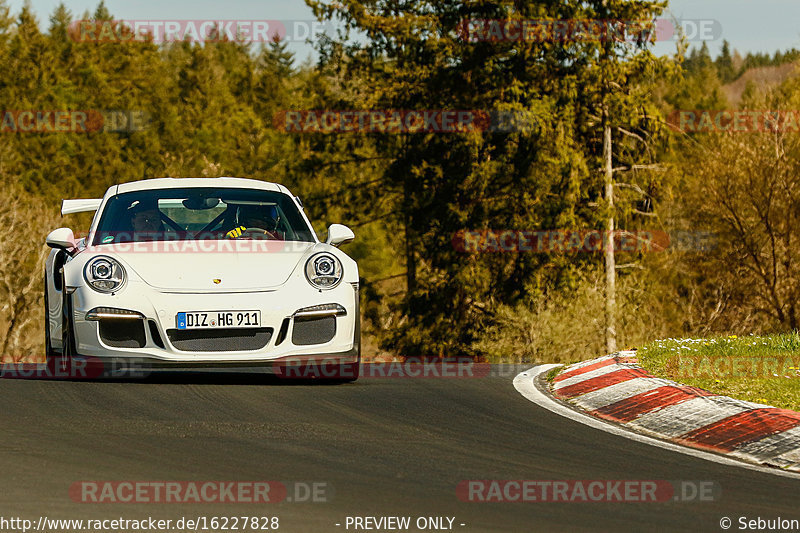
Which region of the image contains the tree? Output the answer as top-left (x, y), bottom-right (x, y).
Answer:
top-left (588, 0), bottom-right (666, 353)
top-left (665, 42), bottom-right (727, 111)
top-left (0, 179), bottom-right (59, 359)
top-left (676, 82), bottom-right (800, 333)
top-left (715, 40), bottom-right (735, 83)
top-left (307, 0), bottom-right (672, 357)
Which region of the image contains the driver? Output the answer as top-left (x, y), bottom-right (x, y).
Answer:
top-left (226, 205), bottom-right (281, 239)
top-left (128, 199), bottom-right (164, 238)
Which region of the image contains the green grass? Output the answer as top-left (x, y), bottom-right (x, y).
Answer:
top-left (637, 333), bottom-right (800, 412)
top-left (546, 366), bottom-right (562, 382)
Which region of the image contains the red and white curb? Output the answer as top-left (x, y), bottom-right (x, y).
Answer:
top-left (550, 351), bottom-right (800, 473)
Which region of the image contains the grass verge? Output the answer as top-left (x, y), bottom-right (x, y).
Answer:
top-left (637, 333), bottom-right (800, 412)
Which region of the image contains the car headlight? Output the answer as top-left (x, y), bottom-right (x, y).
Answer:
top-left (305, 253), bottom-right (343, 290)
top-left (84, 256), bottom-right (126, 293)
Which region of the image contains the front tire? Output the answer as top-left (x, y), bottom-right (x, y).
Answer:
top-left (327, 320), bottom-right (361, 383)
top-left (333, 355), bottom-right (360, 383)
top-left (58, 280), bottom-right (76, 373)
top-left (44, 274), bottom-right (57, 361)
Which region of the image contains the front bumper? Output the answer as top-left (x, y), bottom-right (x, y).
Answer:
top-left (68, 280), bottom-right (360, 365)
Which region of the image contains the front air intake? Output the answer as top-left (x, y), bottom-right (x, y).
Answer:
top-left (166, 328), bottom-right (273, 352)
top-left (291, 316), bottom-right (336, 346)
top-left (98, 319), bottom-right (146, 348)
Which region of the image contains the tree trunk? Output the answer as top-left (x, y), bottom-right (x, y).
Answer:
top-left (404, 177), bottom-right (417, 315)
top-left (603, 109), bottom-right (618, 354)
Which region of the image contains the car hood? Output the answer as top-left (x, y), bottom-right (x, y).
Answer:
top-left (98, 241), bottom-right (316, 292)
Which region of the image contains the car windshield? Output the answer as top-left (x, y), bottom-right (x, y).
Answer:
top-left (92, 187), bottom-right (315, 245)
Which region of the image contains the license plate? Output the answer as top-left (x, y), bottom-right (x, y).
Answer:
top-left (176, 311), bottom-right (261, 330)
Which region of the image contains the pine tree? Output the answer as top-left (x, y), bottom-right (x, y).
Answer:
top-left (715, 40), bottom-right (735, 83)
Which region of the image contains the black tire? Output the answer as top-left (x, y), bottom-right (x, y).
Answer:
top-left (338, 299), bottom-right (362, 383)
top-left (44, 274), bottom-right (57, 361)
top-left (58, 275), bottom-right (76, 373)
top-left (335, 355), bottom-right (360, 383)
top-left (326, 315), bottom-right (361, 384)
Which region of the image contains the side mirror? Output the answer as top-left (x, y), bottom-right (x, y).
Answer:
top-left (46, 228), bottom-right (76, 250)
top-left (326, 224), bottom-right (355, 247)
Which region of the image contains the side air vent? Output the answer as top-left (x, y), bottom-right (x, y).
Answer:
top-left (148, 320), bottom-right (165, 349)
top-left (275, 318), bottom-right (290, 346)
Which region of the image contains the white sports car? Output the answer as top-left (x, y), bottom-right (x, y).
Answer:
top-left (44, 177), bottom-right (360, 381)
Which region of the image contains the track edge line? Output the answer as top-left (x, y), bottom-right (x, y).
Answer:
top-left (513, 364), bottom-right (800, 480)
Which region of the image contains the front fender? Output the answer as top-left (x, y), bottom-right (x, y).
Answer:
top-left (45, 248), bottom-right (66, 348)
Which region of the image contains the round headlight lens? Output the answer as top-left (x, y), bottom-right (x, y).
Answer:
top-left (84, 256), bottom-right (126, 293)
top-left (92, 260), bottom-right (112, 279)
top-left (305, 253), bottom-right (343, 290)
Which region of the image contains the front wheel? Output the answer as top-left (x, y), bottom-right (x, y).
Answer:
top-left (326, 332), bottom-right (361, 383)
top-left (44, 274), bottom-right (57, 361)
top-left (332, 356), bottom-right (360, 383)
top-left (57, 286), bottom-right (76, 373)
top-left (331, 313), bottom-right (361, 383)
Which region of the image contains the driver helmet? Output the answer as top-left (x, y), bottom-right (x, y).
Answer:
top-left (236, 204), bottom-right (279, 230)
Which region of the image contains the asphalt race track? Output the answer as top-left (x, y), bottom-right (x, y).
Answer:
top-left (1, 369), bottom-right (798, 532)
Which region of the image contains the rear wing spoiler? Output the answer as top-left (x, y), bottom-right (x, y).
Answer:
top-left (61, 198), bottom-right (102, 216)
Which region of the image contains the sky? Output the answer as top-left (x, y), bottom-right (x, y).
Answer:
top-left (8, 0), bottom-right (800, 62)
top-left (656, 0), bottom-right (800, 56)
